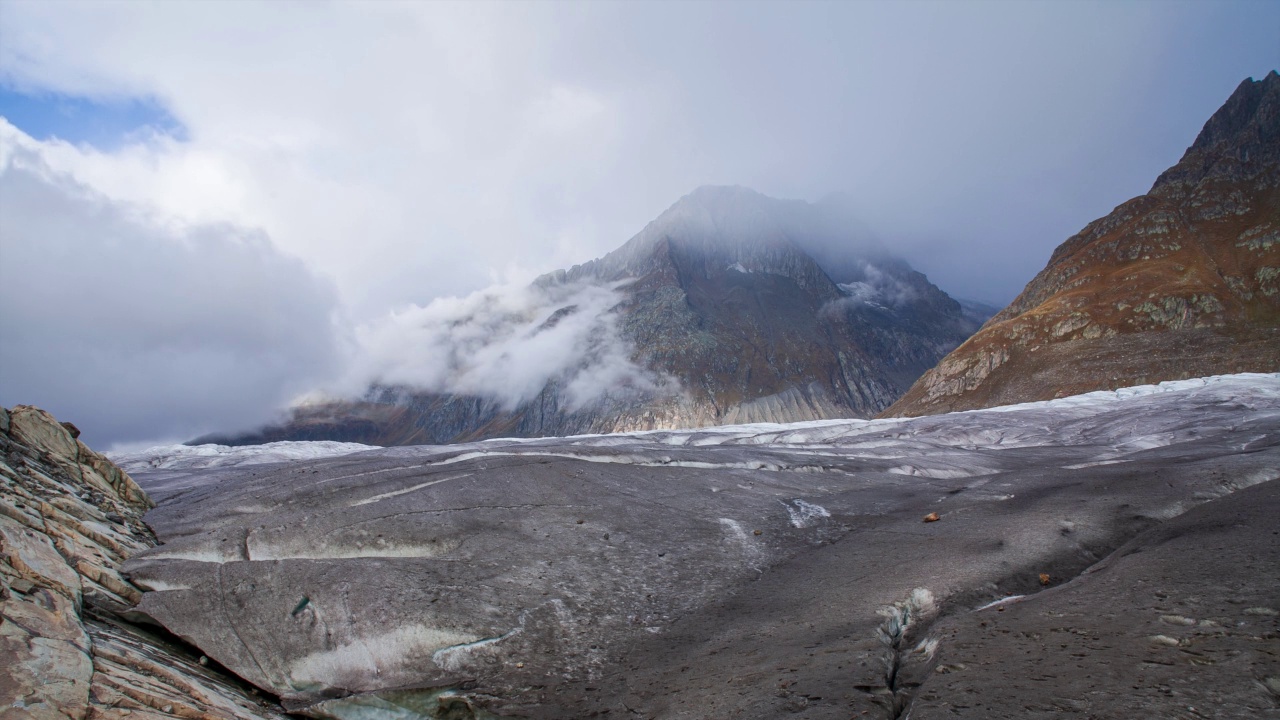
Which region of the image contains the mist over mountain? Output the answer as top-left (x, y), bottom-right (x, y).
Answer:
top-left (209, 187), bottom-right (987, 446)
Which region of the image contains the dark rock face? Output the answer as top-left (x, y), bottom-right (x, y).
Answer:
top-left (213, 187), bottom-right (983, 446)
top-left (884, 73), bottom-right (1280, 417)
top-left (0, 405), bottom-right (287, 720)
top-left (126, 374), bottom-right (1280, 719)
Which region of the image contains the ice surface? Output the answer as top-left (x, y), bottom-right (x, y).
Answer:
top-left (109, 440), bottom-right (377, 473)
top-left (122, 371), bottom-right (1280, 714)
top-left (115, 373), bottom-right (1278, 476)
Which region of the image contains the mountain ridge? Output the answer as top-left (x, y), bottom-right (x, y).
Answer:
top-left (884, 72), bottom-right (1280, 417)
top-left (206, 187), bottom-right (985, 446)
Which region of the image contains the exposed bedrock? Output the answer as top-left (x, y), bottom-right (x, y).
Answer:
top-left (124, 375), bottom-right (1280, 718)
top-left (0, 405), bottom-right (288, 720)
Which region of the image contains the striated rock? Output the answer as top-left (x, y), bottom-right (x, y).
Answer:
top-left (126, 374), bottom-right (1280, 718)
top-left (0, 405), bottom-right (287, 720)
top-left (210, 186), bottom-right (986, 447)
top-left (884, 72), bottom-right (1280, 418)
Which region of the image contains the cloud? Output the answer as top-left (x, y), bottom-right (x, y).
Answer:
top-left (0, 86), bottom-right (187, 148)
top-left (3, 0), bottom-right (1273, 319)
top-left (343, 278), bottom-right (671, 412)
top-left (0, 1), bottom-right (1275, 443)
top-left (0, 121), bottom-right (343, 447)
top-left (832, 262), bottom-right (920, 310)
top-left (0, 1), bottom-right (631, 319)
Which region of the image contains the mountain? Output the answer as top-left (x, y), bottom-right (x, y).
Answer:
top-left (213, 186), bottom-right (986, 446)
top-left (885, 72), bottom-right (1280, 417)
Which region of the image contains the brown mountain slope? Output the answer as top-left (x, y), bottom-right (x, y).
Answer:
top-left (884, 72), bottom-right (1280, 417)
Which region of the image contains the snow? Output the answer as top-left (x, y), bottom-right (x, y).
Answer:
top-left (109, 440), bottom-right (377, 473)
top-left (837, 281), bottom-right (882, 306)
top-left (113, 373), bottom-right (1278, 476)
top-left (783, 499), bottom-right (831, 528)
top-left (350, 473), bottom-right (472, 507)
top-left (120, 368), bottom-right (1280, 711)
top-left (601, 372), bottom-right (1279, 448)
top-left (834, 262), bottom-right (919, 309)
top-left (976, 595), bottom-right (1025, 611)
top-left (289, 624), bottom-right (481, 688)
top-left (432, 372), bottom-right (1279, 475)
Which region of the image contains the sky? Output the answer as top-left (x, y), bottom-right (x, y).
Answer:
top-left (0, 0), bottom-right (1277, 447)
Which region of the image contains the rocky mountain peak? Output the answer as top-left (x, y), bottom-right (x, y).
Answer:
top-left (1151, 70), bottom-right (1280, 198)
top-left (213, 187), bottom-right (988, 446)
top-left (884, 74), bottom-right (1280, 418)
top-left (1187, 71), bottom-right (1278, 153)
top-left (646, 184), bottom-right (885, 260)
top-left (556, 185), bottom-right (892, 295)
top-left (673, 183), bottom-right (779, 213)
top-left (654, 184), bottom-right (804, 233)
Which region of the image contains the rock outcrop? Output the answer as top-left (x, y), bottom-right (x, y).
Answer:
top-left (211, 187), bottom-right (985, 447)
top-left (125, 374), bottom-right (1280, 718)
top-left (0, 405), bottom-right (287, 720)
top-left (884, 72), bottom-right (1280, 417)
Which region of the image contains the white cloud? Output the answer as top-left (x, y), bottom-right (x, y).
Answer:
top-left (0, 121), bottom-right (344, 447)
top-left (528, 85), bottom-right (609, 134)
top-left (1, 0), bottom-right (1266, 315)
top-left (343, 279), bottom-right (672, 412)
top-left (831, 262), bottom-right (920, 310)
top-left (0, 0), bottom-right (1273, 443)
top-left (0, 1), bottom-right (625, 318)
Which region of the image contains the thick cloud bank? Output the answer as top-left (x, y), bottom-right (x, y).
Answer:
top-left (0, 123), bottom-right (343, 447)
top-left (2, 2), bottom-right (1274, 314)
top-left (345, 280), bottom-right (671, 412)
top-left (0, 113), bottom-right (665, 446)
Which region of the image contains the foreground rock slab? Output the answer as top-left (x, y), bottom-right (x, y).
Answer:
top-left (125, 374), bottom-right (1280, 718)
top-left (0, 405), bottom-right (288, 720)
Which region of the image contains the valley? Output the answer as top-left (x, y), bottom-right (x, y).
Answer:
top-left (104, 374), bottom-right (1279, 719)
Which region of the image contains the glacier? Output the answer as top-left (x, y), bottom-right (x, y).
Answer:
top-left (120, 372), bottom-right (1280, 719)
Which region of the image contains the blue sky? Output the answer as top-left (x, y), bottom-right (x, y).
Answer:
top-left (0, 1), bottom-right (1275, 307)
top-left (0, 86), bottom-right (186, 149)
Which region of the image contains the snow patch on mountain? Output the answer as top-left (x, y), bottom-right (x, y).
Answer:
top-left (832, 261), bottom-right (920, 310)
